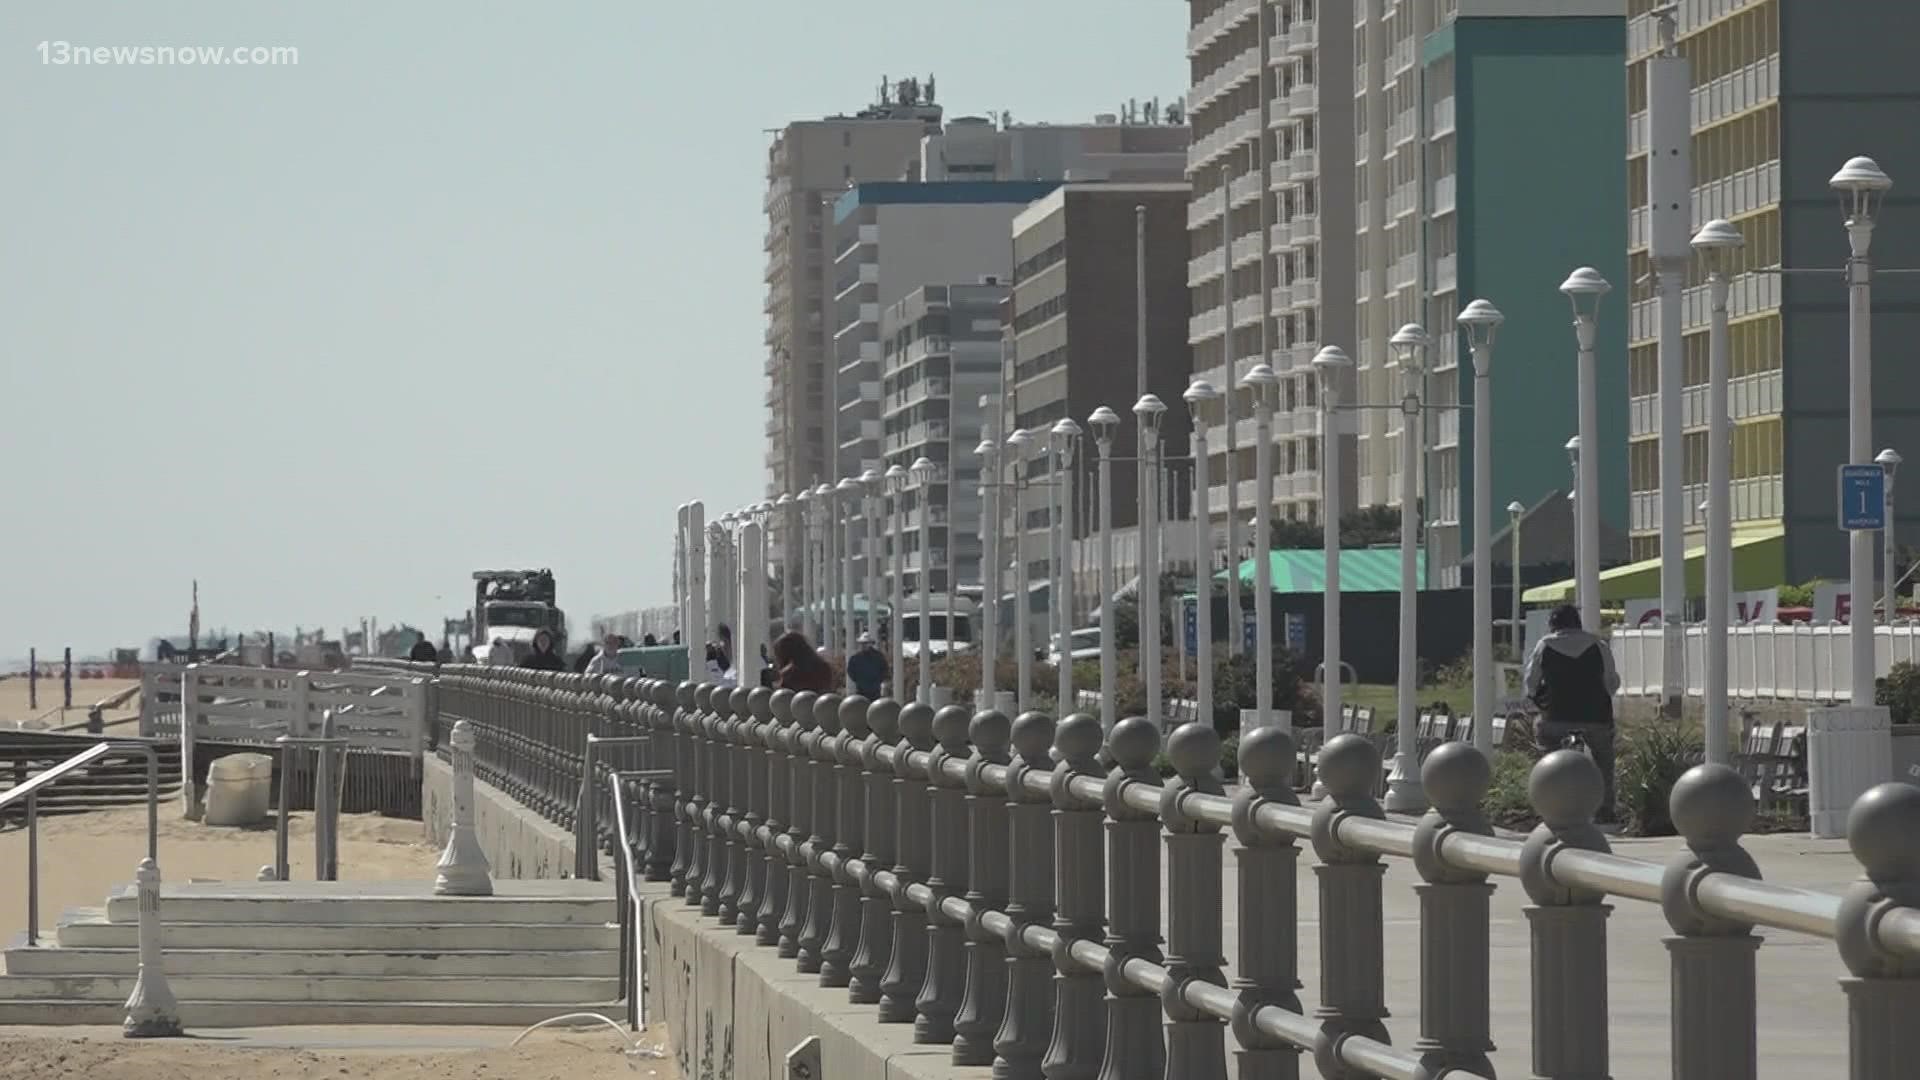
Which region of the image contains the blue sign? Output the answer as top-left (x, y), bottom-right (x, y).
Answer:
top-left (1284, 612), bottom-right (1308, 655)
top-left (1242, 610), bottom-right (1258, 653)
top-left (1183, 598), bottom-right (1198, 653)
top-left (1839, 464), bottom-right (1887, 531)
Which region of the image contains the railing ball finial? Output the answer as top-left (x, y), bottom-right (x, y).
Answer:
top-left (1166, 721), bottom-right (1222, 782)
top-left (792, 691), bottom-right (819, 730)
top-left (1108, 715), bottom-right (1160, 772)
top-left (1669, 763), bottom-right (1755, 852)
top-left (932, 704), bottom-right (972, 754)
top-left (771, 689), bottom-right (795, 723)
top-left (1847, 781), bottom-right (1920, 884)
top-left (1235, 725), bottom-right (1298, 801)
top-left (866, 698), bottom-right (902, 743)
top-left (1315, 732), bottom-right (1383, 803)
top-left (840, 695), bottom-right (872, 738)
top-left (677, 681), bottom-right (698, 710)
top-left (968, 708), bottom-right (1011, 760)
top-left (655, 680), bottom-right (678, 708)
top-left (1421, 742), bottom-right (1492, 821)
top-left (1054, 712), bottom-right (1103, 767)
top-left (730, 686), bottom-right (752, 720)
top-left (815, 693), bottom-right (843, 735)
top-left (750, 686), bottom-right (775, 721)
top-left (695, 683), bottom-right (714, 712)
top-left (1010, 710), bottom-right (1055, 767)
top-left (898, 701), bottom-right (936, 751)
top-left (1528, 748), bottom-right (1605, 830)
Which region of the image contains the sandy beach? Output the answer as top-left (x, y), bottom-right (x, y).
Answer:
top-left (0, 805), bottom-right (439, 937)
top-left (0, 1023), bottom-right (678, 1080)
top-left (0, 676), bottom-right (144, 732)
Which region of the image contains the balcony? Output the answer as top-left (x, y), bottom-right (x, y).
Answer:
top-left (1628, 272), bottom-right (1780, 343)
top-left (1289, 213), bottom-right (1319, 243)
top-left (1188, 185), bottom-right (1227, 230)
top-left (1431, 174), bottom-right (1456, 215)
top-left (1186, 0), bottom-right (1258, 56)
top-left (1190, 306), bottom-right (1227, 344)
top-left (1229, 169), bottom-right (1263, 207)
top-left (763, 175), bottom-right (790, 212)
top-left (1288, 278), bottom-right (1318, 307)
top-left (1189, 245), bottom-right (1227, 288)
top-left (1287, 17), bottom-right (1318, 55)
top-left (1231, 230), bottom-right (1264, 267)
top-left (1289, 148), bottom-right (1318, 177)
top-left (1190, 42), bottom-right (1261, 114)
top-left (1288, 84), bottom-right (1318, 114)
top-left (1627, 56), bottom-right (1779, 157)
top-left (1232, 294), bottom-right (1263, 329)
top-left (1270, 284), bottom-right (1293, 311)
top-left (1391, 252), bottom-right (1419, 290)
top-left (1627, 369), bottom-right (1784, 438)
top-left (1433, 252), bottom-right (1458, 294)
top-left (1431, 96), bottom-right (1456, 137)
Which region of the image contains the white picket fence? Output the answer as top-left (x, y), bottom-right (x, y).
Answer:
top-left (1611, 622), bottom-right (1920, 703)
top-left (139, 663), bottom-right (429, 758)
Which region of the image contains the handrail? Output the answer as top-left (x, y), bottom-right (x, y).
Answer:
top-left (6, 740), bottom-right (160, 947)
top-left (271, 732), bottom-right (351, 882)
top-left (604, 764), bottom-right (640, 1029)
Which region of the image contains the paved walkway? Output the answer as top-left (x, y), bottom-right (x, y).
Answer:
top-left (1204, 821), bottom-right (1853, 1080)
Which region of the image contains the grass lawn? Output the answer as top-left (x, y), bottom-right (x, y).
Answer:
top-left (1348, 680), bottom-right (1475, 718)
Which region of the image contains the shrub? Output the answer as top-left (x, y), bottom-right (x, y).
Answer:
top-left (1482, 748), bottom-right (1540, 832)
top-left (1877, 661), bottom-right (1920, 725)
top-left (1615, 717), bottom-right (1702, 837)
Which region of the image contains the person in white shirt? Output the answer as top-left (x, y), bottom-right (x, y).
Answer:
top-left (483, 637), bottom-right (514, 666)
top-left (584, 634), bottom-right (625, 677)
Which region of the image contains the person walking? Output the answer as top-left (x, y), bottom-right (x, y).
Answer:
top-left (771, 631), bottom-right (834, 693)
top-left (521, 630), bottom-right (566, 671)
top-left (584, 633), bottom-right (625, 677)
top-left (408, 637), bottom-right (438, 664)
top-left (845, 632), bottom-right (886, 699)
top-left (483, 636), bottom-right (514, 667)
top-left (1524, 603), bottom-right (1622, 822)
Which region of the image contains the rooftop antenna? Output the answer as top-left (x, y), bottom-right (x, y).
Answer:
top-left (926, 73), bottom-right (936, 103)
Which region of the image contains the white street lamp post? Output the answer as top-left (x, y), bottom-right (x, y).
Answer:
top-left (910, 456), bottom-right (936, 702)
top-left (1881, 448), bottom-right (1903, 625)
top-left (1833, 156), bottom-right (1893, 702)
top-left (1564, 438), bottom-right (1581, 591)
top-left (1184, 381), bottom-right (1222, 729)
top-left (1560, 267), bottom-right (1611, 633)
top-left (1507, 501), bottom-right (1525, 654)
top-left (862, 469), bottom-right (883, 660)
top-left (1242, 364), bottom-right (1280, 729)
top-left (886, 464), bottom-right (909, 699)
top-left (975, 438), bottom-right (1000, 710)
top-left (1051, 419), bottom-right (1082, 714)
top-left (1694, 217), bottom-right (1744, 763)
top-left (1007, 431), bottom-right (1033, 713)
top-left (1385, 324), bottom-right (1431, 812)
top-left (838, 478), bottom-right (860, 666)
top-left (1458, 298), bottom-right (1505, 756)
top-left (1310, 347), bottom-right (1352, 735)
top-left (1135, 394), bottom-right (1168, 725)
top-left (1089, 408), bottom-right (1119, 732)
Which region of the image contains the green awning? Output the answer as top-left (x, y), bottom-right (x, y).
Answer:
top-left (1211, 549), bottom-right (1426, 594)
top-left (1521, 525), bottom-right (1786, 605)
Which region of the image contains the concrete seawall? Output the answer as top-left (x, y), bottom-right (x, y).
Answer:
top-left (421, 757), bottom-right (969, 1080)
top-left (421, 755), bottom-right (582, 881)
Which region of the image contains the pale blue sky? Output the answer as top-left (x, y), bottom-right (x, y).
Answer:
top-left (1, 1), bottom-right (1185, 657)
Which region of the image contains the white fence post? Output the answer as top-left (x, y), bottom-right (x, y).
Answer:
top-left (435, 719), bottom-right (494, 896)
top-left (292, 671), bottom-right (314, 736)
top-left (178, 665), bottom-right (200, 820)
top-left (122, 857), bottom-right (182, 1037)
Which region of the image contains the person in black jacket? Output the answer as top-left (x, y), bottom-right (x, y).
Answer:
top-left (521, 630), bottom-right (567, 672)
top-left (407, 637), bottom-right (439, 664)
top-left (845, 632), bottom-right (886, 699)
top-left (1524, 604), bottom-right (1621, 822)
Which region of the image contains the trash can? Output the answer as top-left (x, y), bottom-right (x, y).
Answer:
top-left (204, 752), bottom-right (274, 827)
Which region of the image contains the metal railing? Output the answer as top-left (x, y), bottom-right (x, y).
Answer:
top-left (422, 667), bottom-right (1920, 1079)
top-left (3, 741), bottom-right (160, 946)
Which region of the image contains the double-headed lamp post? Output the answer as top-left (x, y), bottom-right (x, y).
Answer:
top-left (838, 477), bottom-right (861, 660)
top-left (1050, 419), bottom-right (1082, 714)
top-left (814, 482), bottom-right (836, 649)
top-left (1183, 380), bottom-right (1222, 730)
top-left (861, 468), bottom-right (883, 652)
top-left (1241, 364), bottom-right (1280, 730)
top-left (776, 493), bottom-right (797, 633)
top-left (909, 455), bottom-right (937, 702)
top-left (1310, 347), bottom-right (1353, 734)
top-left (1457, 298), bottom-right (1506, 756)
top-left (974, 437), bottom-right (1001, 711)
top-left (886, 463), bottom-right (910, 699)
top-left (1559, 266), bottom-right (1611, 633)
top-left (1693, 217), bottom-right (1744, 763)
top-left (1134, 394), bottom-right (1168, 725)
top-left (1833, 156), bottom-right (1893, 704)
top-left (795, 488), bottom-right (816, 642)
top-left (1385, 323), bottom-right (1431, 812)
top-left (1880, 448), bottom-right (1903, 624)
top-left (1089, 407), bottom-right (1120, 734)
top-left (1006, 430), bottom-right (1034, 712)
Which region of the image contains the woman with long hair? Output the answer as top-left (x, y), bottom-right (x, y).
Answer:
top-left (771, 630), bottom-right (833, 692)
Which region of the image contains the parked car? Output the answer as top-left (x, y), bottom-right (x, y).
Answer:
top-left (1046, 627), bottom-right (1103, 667)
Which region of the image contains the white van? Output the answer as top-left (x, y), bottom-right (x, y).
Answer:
top-left (899, 594), bottom-right (976, 659)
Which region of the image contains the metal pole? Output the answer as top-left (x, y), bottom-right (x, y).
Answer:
top-left (1137, 204), bottom-right (1150, 645)
top-left (891, 477), bottom-right (907, 699)
top-left (1648, 19), bottom-right (1691, 719)
top-left (1249, 370), bottom-right (1275, 728)
top-left (1575, 315), bottom-right (1603, 634)
top-left (1095, 421), bottom-right (1116, 734)
top-left (688, 502), bottom-right (708, 677)
top-left (784, 497), bottom-right (800, 634)
top-left (1221, 169), bottom-right (1242, 659)
top-left (1510, 509), bottom-right (1523, 651)
top-left (1141, 414), bottom-right (1164, 725)
top-left (1191, 402), bottom-right (1215, 729)
top-left (841, 483), bottom-right (857, 662)
top-left (1387, 366), bottom-right (1425, 812)
top-left (1013, 444), bottom-right (1032, 712)
top-left (918, 474), bottom-right (933, 701)
top-left (866, 483), bottom-right (881, 657)
top-left (1471, 359), bottom-right (1494, 754)
top-left (1319, 367), bottom-right (1342, 733)
top-left (1705, 253), bottom-right (1734, 764)
top-left (1885, 461), bottom-right (1900, 627)
top-left (978, 436), bottom-right (999, 710)
top-left (1054, 427), bottom-right (1079, 714)
top-left (1847, 194), bottom-right (1879, 703)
